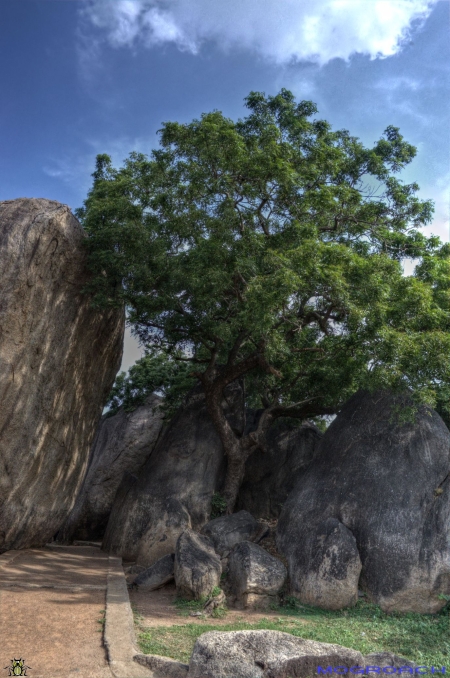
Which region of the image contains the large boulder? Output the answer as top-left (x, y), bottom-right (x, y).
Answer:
top-left (236, 415), bottom-right (322, 518)
top-left (174, 529), bottom-right (221, 600)
top-left (201, 510), bottom-right (268, 557)
top-left (102, 380), bottom-right (244, 562)
top-left (277, 390), bottom-right (450, 613)
top-left (363, 653), bottom-right (417, 670)
top-left (136, 498), bottom-right (192, 566)
top-left (0, 198), bottom-right (124, 552)
top-left (228, 540), bottom-right (287, 609)
top-left (188, 630), bottom-right (364, 678)
top-left (56, 394), bottom-right (164, 542)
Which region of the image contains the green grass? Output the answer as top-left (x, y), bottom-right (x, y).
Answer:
top-left (134, 599), bottom-right (450, 666)
top-left (97, 608), bottom-right (105, 633)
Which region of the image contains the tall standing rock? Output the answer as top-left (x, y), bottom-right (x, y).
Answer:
top-left (277, 390), bottom-right (450, 613)
top-left (0, 198), bottom-right (124, 551)
top-left (102, 380), bottom-right (244, 563)
top-left (57, 394), bottom-right (165, 542)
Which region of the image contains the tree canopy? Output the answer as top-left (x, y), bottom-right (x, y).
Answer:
top-left (77, 88), bottom-right (450, 510)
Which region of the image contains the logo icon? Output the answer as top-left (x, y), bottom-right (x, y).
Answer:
top-left (3, 659), bottom-right (31, 676)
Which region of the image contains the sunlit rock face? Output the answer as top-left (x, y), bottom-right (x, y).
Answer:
top-left (0, 198), bottom-right (124, 551)
top-left (277, 390), bottom-right (450, 613)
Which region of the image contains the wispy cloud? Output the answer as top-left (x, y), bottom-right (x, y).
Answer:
top-left (43, 134), bottom-right (157, 194)
top-left (374, 76), bottom-right (422, 91)
top-left (78, 0), bottom-right (438, 66)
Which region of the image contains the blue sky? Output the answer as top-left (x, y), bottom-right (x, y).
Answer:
top-left (1, 0), bottom-right (449, 370)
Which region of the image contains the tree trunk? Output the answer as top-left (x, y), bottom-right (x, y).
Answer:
top-left (222, 444), bottom-right (248, 514)
top-left (202, 378), bottom-right (253, 514)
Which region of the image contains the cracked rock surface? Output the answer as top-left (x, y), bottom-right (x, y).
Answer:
top-left (0, 198), bottom-right (124, 552)
top-left (188, 630), bottom-right (364, 678)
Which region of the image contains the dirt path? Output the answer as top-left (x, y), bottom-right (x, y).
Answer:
top-left (129, 583), bottom-right (308, 629)
top-left (0, 545), bottom-right (113, 678)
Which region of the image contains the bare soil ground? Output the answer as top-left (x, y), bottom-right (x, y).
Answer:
top-left (129, 583), bottom-right (306, 628)
top-left (0, 546), bottom-right (112, 678)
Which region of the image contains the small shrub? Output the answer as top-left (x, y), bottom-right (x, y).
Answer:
top-left (210, 492), bottom-right (227, 519)
top-left (97, 609), bottom-right (106, 632)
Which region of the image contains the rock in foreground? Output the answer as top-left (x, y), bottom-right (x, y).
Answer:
top-left (0, 198), bottom-right (124, 551)
top-left (277, 390), bottom-right (450, 612)
top-left (188, 630), bottom-right (364, 678)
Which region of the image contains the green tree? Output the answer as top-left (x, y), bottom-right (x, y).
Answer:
top-left (106, 348), bottom-right (196, 417)
top-left (76, 89), bottom-right (450, 512)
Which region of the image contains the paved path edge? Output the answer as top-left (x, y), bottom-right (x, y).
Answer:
top-left (105, 555), bottom-right (152, 678)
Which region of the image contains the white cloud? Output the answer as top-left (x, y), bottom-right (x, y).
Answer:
top-left (79, 0), bottom-right (438, 65)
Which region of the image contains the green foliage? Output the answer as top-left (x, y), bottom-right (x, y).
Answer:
top-left (96, 609), bottom-right (106, 632)
top-left (210, 492), bottom-right (227, 519)
top-left (135, 599), bottom-right (450, 666)
top-left (106, 347), bottom-right (196, 417)
top-left (78, 88), bottom-right (450, 421)
top-left (310, 416), bottom-right (331, 433)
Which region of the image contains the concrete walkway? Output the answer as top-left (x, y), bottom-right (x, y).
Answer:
top-left (0, 545), bottom-right (151, 678)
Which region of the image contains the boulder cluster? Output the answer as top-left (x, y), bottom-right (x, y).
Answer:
top-left (1, 198), bottom-right (450, 619)
top-left (96, 386), bottom-right (450, 614)
top-left (129, 510), bottom-right (286, 609)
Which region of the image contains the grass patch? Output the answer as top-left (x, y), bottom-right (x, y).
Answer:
top-left (173, 587), bottom-right (226, 619)
top-left (134, 599), bottom-right (450, 666)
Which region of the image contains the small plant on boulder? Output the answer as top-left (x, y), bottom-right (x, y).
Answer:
top-left (210, 492), bottom-right (227, 519)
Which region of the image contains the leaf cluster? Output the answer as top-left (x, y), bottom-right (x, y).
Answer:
top-left (77, 89), bottom-right (450, 419)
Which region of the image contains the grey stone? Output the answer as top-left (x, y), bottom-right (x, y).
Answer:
top-left (364, 652), bottom-right (417, 669)
top-left (277, 390), bottom-right (450, 613)
top-left (57, 394), bottom-right (164, 543)
top-left (296, 517), bottom-right (362, 610)
top-left (237, 415), bottom-right (322, 518)
top-left (188, 630), bottom-right (365, 678)
top-left (0, 198), bottom-right (124, 552)
top-left (174, 529), bottom-right (221, 600)
top-left (133, 553), bottom-right (175, 590)
top-left (136, 498), bottom-right (192, 567)
top-left (125, 564), bottom-right (146, 576)
top-left (102, 380), bottom-right (244, 562)
top-left (201, 510), bottom-right (269, 556)
top-left (134, 654), bottom-right (188, 678)
top-left (228, 541), bottom-right (287, 609)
